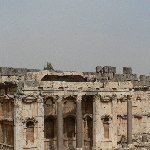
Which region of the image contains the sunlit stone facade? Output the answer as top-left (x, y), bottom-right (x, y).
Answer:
top-left (0, 66), bottom-right (150, 150)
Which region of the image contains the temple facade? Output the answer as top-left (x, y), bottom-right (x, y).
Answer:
top-left (0, 66), bottom-right (150, 150)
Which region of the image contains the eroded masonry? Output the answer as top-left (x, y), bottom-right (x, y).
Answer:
top-left (1, 66), bottom-right (150, 150)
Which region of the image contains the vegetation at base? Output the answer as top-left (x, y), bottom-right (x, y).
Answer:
top-left (44, 62), bottom-right (54, 71)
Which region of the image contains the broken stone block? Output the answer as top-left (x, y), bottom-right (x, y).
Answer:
top-left (123, 67), bottom-right (132, 74)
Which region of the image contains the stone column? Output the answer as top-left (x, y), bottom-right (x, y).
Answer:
top-left (127, 95), bottom-right (132, 145)
top-left (76, 95), bottom-right (83, 150)
top-left (14, 95), bottom-right (24, 150)
top-left (112, 95), bottom-right (118, 149)
top-left (37, 95), bottom-right (44, 150)
top-left (92, 94), bottom-right (102, 150)
top-left (57, 96), bottom-right (63, 150)
top-left (92, 96), bottom-right (96, 150)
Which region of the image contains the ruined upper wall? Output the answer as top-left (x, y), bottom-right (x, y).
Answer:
top-left (95, 66), bottom-right (137, 82)
top-left (95, 66), bottom-right (150, 87)
top-left (0, 67), bottom-right (39, 76)
top-left (16, 66), bottom-right (150, 88)
top-left (1, 66), bottom-right (150, 88)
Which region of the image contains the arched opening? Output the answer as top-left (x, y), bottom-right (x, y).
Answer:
top-left (64, 116), bottom-right (75, 138)
top-left (44, 116), bottom-right (55, 139)
top-left (26, 121), bottom-right (34, 144)
top-left (82, 95), bottom-right (93, 114)
top-left (102, 116), bottom-right (110, 139)
top-left (44, 97), bottom-right (54, 116)
top-left (6, 123), bottom-right (14, 146)
top-left (0, 122), bottom-right (14, 146)
top-left (84, 115), bottom-right (93, 150)
top-left (64, 116), bottom-right (76, 149)
top-left (87, 116), bottom-right (93, 139)
top-left (104, 122), bottom-right (109, 139)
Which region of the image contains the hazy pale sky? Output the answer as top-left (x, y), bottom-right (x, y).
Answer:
top-left (0, 0), bottom-right (150, 74)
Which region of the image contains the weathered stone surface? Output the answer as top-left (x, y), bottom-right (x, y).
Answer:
top-left (0, 66), bottom-right (149, 150)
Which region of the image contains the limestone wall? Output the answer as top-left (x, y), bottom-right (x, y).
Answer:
top-left (14, 93), bottom-right (44, 150)
top-left (0, 66), bottom-right (149, 150)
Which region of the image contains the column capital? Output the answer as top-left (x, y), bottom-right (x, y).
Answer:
top-left (56, 95), bottom-right (63, 102)
top-left (127, 95), bottom-right (132, 100)
top-left (112, 94), bottom-right (117, 100)
top-left (93, 94), bottom-right (101, 101)
top-left (76, 94), bottom-right (82, 102)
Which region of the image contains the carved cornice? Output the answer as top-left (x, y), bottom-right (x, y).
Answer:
top-left (63, 95), bottom-right (76, 100)
top-left (22, 95), bottom-right (37, 103)
top-left (100, 95), bottom-right (112, 102)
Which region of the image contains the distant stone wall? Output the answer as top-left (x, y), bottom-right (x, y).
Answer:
top-left (0, 67), bottom-right (39, 76)
top-left (1, 66), bottom-right (150, 87)
top-left (95, 66), bottom-right (150, 87)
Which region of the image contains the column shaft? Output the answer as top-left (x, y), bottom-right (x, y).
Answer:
top-left (57, 96), bottom-right (63, 150)
top-left (127, 96), bottom-right (132, 145)
top-left (92, 97), bottom-right (96, 149)
top-left (76, 96), bottom-right (82, 149)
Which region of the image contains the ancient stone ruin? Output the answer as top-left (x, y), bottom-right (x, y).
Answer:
top-left (0, 66), bottom-right (150, 150)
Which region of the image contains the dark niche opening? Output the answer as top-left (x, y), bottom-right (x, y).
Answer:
top-left (26, 121), bottom-right (34, 144)
top-left (44, 116), bottom-right (55, 139)
top-left (41, 75), bottom-right (87, 82)
top-left (64, 116), bottom-right (75, 138)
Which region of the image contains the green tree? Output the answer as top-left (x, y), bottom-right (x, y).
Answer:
top-left (44, 62), bottom-right (54, 71)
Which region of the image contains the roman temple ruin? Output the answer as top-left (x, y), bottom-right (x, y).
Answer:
top-left (0, 66), bottom-right (150, 150)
